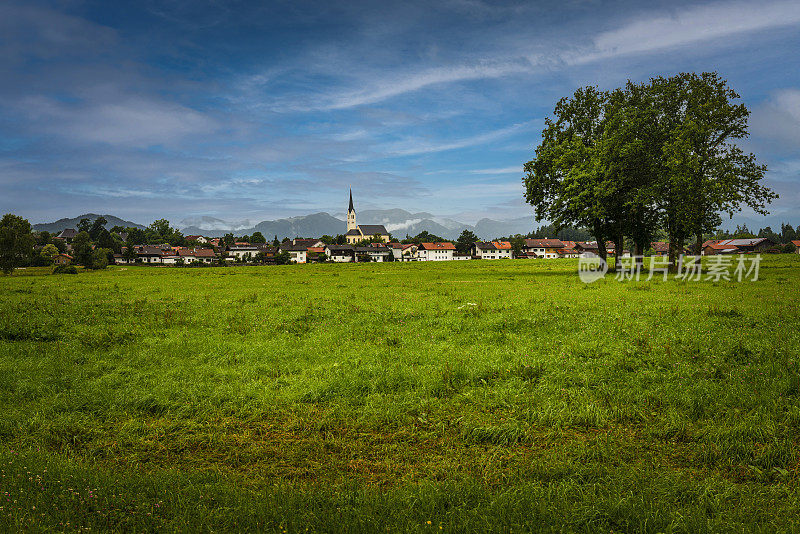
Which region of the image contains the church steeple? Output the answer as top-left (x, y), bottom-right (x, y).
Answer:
top-left (347, 188), bottom-right (357, 232)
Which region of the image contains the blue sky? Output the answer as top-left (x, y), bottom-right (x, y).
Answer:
top-left (1, 0), bottom-right (799, 228)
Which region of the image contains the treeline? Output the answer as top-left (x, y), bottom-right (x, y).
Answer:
top-left (524, 72), bottom-right (776, 266)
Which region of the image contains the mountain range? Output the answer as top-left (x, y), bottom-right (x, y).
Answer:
top-left (178, 209), bottom-right (537, 240)
top-left (34, 210), bottom-right (538, 240)
top-left (32, 213), bottom-right (146, 233)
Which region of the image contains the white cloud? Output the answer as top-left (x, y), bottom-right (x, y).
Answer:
top-left (381, 121), bottom-right (536, 156)
top-left (575, 0), bottom-right (800, 63)
top-left (469, 166), bottom-right (522, 174)
top-left (750, 89), bottom-right (800, 149)
top-left (317, 61), bottom-right (530, 110)
top-left (20, 96), bottom-right (218, 147)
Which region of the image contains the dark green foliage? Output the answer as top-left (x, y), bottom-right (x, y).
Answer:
top-left (456, 229), bottom-right (478, 254)
top-left (0, 213), bottom-right (34, 274)
top-left (52, 264), bottom-right (78, 274)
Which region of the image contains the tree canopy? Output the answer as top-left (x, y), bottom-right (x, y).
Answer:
top-left (523, 72), bottom-right (776, 263)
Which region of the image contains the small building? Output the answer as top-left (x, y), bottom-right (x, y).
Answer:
top-left (325, 244), bottom-right (355, 262)
top-left (523, 238), bottom-right (565, 258)
top-left (226, 245), bottom-right (260, 261)
top-left (53, 253), bottom-right (73, 265)
top-left (792, 240), bottom-right (800, 253)
top-left (57, 228), bottom-right (78, 242)
top-left (473, 242), bottom-right (499, 259)
top-left (281, 244), bottom-right (308, 264)
top-left (417, 242), bottom-right (455, 261)
top-left (178, 248), bottom-right (216, 264)
top-left (355, 246), bottom-right (392, 262)
top-left (703, 243), bottom-right (739, 255)
top-left (185, 235), bottom-right (208, 244)
top-left (136, 245), bottom-right (168, 264)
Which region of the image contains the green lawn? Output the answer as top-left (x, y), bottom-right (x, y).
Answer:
top-left (1, 257), bottom-right (800, 532)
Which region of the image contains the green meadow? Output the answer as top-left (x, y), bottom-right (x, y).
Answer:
top-left (1, 257), bottom-right (800, 532)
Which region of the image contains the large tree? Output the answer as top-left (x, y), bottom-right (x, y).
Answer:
top-left (0, 214), bottom-right (34, 274)
top-left (523, 86), bottom-right (615, 261)
top-left (653, 73), bottom-right (775, 259)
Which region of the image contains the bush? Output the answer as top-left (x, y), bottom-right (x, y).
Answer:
top-left (52, 264), bottom-right (78, 274)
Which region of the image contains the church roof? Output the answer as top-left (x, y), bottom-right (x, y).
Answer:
top-left (349, 189), bottom-right (354, 212)
top-left (345, 228), bottom-right (362, 236)
top-left (358, 224), bottom-right (389, 235)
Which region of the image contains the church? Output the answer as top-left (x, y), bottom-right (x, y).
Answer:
top-left (345, 189), bottom-right (390, 244)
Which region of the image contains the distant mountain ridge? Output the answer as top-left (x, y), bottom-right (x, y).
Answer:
top-left (179, 209), bottom-right (536, 240)
top-left (34, 210), bottom-right (538, 240)
top-left (33, 213), bottom-right (146, 233)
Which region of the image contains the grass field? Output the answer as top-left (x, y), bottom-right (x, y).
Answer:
top-left (1, 257), bottom-right (800, 532)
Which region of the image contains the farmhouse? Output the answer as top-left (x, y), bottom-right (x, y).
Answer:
top-left (178, 248), bottom-right (216, 263)
top-left (281, 244), bottom-right (309, 263)
top-left (344, 190), bottom-right (390, 244)
top-left (417, 242), bottom-right (455, 261)
top-left (53, 253), bottom-right (72, 265)
top-left (522, 238), bottom-right (565, 258)
top-left (56, 228), bottom-right (78, 242)
top-left (325, 244), bottom-right (355, 262)
top-left (355, 246), bottom-right (392, 262)
top-left (793, 240), bottom-right (800, 253)
top-left (226, 244), bottom-right (260, 260)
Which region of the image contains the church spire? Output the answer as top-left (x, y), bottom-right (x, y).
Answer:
top-left (348, 188), bottom-right (354, 212)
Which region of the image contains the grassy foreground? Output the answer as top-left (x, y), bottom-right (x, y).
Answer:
top-left (1, 257), bottom-right (800, 532)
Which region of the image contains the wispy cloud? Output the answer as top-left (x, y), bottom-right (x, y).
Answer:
top-left (469, 166), bottom-right (521, 174)
top-left (380, 121), bottom-right (537, 157)
top-left (575, 0), bottom-right (800, 63)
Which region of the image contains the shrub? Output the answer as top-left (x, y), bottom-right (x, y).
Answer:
top-left (52, 264), bottom-right (78, 274)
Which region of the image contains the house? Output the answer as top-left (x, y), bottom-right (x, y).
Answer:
top-left (574, 242), bottom-right (599, 257)
top-left (386, 242), bottom-right (417, 261)
top-left (522, 238), bottom-right (565, 258)
top-left (177, 248), bottom-right (216, 264)
top-left (325, 244), bottom-right (355, 262)
top-left (557, 248), bottom-right (580, 258)
top-left (650, 242), bottom-right (670, 256)
top-left (185, 235), bottom-right (208, 244)
top-left (53, 253), bottom-right (72, 265)
top-left (488, 241), bottom-right (513, 259)
top-left (281, 244), bottom-right (309, 263)
top-left (57, 228), bottom-right (78, 242)
top-left (792, 240), bottom-right (800, 253)
top-left (136, 245), bottom-right (168, 263)
top-left (226, 244), bottom-right (260, 261)
top-left (703, 242), bottom-right (739, 255)
top-left (355, 246), bottom-right (392, 262)
top-left (473, 242), bottom-right (500, 259)
top-left (344, 190), bottom-right (390, 244)
top-left (717, 238), bottom-right (775, 253)
top-left (417, 242), bottom-right (455, 261)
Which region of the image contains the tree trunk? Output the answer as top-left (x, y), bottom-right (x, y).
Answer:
top-left (634, 241), bottom-right (645, 270)
top-left (694, 233), bottom-right (703, 255)
top-left (613, 231), bottom-right (623, 272)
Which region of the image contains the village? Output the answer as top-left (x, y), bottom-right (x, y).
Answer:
top-left (46, 190), bottom-right (791, 266)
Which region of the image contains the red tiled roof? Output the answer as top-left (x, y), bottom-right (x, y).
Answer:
top-left (419, 242), bottom-right (456, 250)
top-left (524, 238), bottom-right (565, 248)
top-left (492, 241), bottom-right (513, 249)
top-left (792, 240), bottom-right (800, 247)
top-left (651, 241), bottom-right (670, 252)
